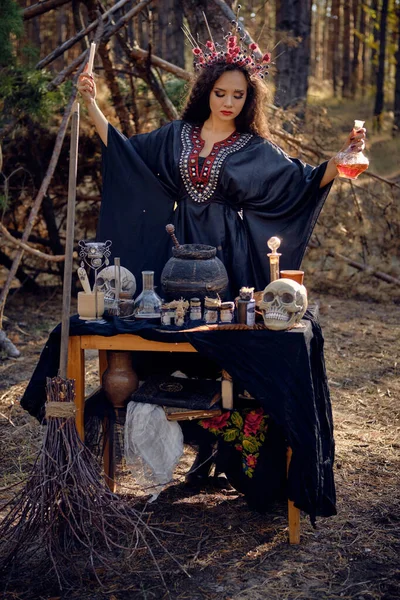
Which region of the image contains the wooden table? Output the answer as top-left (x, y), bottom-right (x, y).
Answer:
top-left (67, 332), bottom-right (300, 544)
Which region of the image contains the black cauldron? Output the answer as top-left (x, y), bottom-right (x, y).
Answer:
top-left (161, 244), bottom-right (229, 301)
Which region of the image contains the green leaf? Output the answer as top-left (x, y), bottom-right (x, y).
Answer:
top-left (259, 433), bottom-right (265, 442)
top-left (242, 439), bottom-right (258, 453)
top-left (231, 411), bottom-right (243, 428)
top-left (223, 428), bottom-right (238, 442)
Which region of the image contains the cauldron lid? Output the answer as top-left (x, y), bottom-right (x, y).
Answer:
top-left (172, 244), bottom-right (216, 260)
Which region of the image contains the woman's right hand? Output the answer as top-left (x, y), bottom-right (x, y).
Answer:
top-left (77, 63), bottom-right (96, 105)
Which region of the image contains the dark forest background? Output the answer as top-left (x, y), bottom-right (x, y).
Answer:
top-left (0, 0), bottom-right (399, 338)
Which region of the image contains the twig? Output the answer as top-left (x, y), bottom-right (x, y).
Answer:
top-left (0, 411), bottom-right (15, 426)
top-left (23, 0), bottom-right (70, 20)
top-left (36, 0), bottom-right (132, 70)
top-left (0, 222), bottom-right (73, 262)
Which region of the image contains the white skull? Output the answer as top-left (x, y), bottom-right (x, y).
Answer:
top-left (259, 279), bottom-right (307, 331)
top-left (96, 266), bottom-right (136, 300)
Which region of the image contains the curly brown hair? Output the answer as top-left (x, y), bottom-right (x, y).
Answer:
top-left (180, 63), bottom-right (271, 139)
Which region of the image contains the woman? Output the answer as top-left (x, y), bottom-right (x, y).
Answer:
top-left (77, 59), bottom-right (366, 298)
top-left (77, 48), bottom-right (365, 494)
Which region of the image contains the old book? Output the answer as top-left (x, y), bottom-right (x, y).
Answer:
top-left (131, 374), bottom-right (221, 410)
top-left (164, 406), bottom-right (222, 421)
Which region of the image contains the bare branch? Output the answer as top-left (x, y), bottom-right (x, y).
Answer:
top-left (0, 88), bottom-right (78, 327)
top-left (23, 0), bottom-right (71, 20)
top-left (36, 0), bottom-right (132, 70)
top-left (0, 222), bottom-right (75, 262)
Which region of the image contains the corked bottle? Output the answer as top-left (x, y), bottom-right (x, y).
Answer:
top-left (237, 287), bottom-right (255, 326)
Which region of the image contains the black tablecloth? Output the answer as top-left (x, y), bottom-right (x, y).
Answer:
top-left (20, 311), bottom-right (336, 522)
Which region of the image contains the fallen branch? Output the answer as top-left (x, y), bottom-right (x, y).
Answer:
top-left (0, 222), bottom-right (75, 262)
top-left (23, 0), bottom-right (70, 20)
top-left (327, 249), bottom-right (400, 286)
top-left (309, 239), bottom-right (400, 286)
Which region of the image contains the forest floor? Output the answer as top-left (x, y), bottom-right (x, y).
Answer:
top-left (0, 288), bottom-right (399, 600)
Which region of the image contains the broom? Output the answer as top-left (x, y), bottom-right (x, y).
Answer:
top-left (0, 100), bottom-right (182, 590)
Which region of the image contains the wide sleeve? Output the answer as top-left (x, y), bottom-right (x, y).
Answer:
top-left (234, 139), bottom-right (333, 290)
top-left (97, 123), bottom-right (179, 292)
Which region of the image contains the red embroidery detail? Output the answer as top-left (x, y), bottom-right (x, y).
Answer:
top-left (188, 126), bottom-right (240, 193)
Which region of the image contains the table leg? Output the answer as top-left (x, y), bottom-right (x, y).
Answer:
top-left (286, 447), bottom-right (300, 544)
top-left (68, 336), bottom-right (85, 441)
top-left (98, 349), bottom-right (116, 492)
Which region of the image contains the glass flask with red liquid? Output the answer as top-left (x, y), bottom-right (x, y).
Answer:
top-left (334, 120), bottom-right (369, 179)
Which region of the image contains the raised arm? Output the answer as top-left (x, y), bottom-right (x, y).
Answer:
top-left (77, 63), bottom-right (109, 146)
top-left (319, 126), bottom-right (367, 188)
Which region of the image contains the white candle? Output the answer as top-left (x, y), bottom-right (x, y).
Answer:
top-left (87, 42), bottom-right (96, 76)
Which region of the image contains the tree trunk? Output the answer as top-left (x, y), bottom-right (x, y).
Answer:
top-left (331, 0), bottom-right (341, 97)
top-left (153, 0), bottom-right (184, 68)
top-left (312, 0), bottom-right (324, 81)
top-left (393, 9), bottom-right (400, 135)
top-left (371, 0), bottom-right (379, 83)
top-left (373, 0), bottom-right (389, 132)
top-left (42, 194), bottom-right (65, 279)
top-left (341, 0), bottom-right (351, 98)
top-left (180, 0), bottom-right (233, 47)
top-left (351, 0), bottom-right (360, 97)
top-left (274, 0), bottom-right (313, 109)
top-left (98, 42), bottom-right (134, 137)
top-left (360, 0), bottom-right (368, 96)
top-left (55, 6), bottom-right (68, 70)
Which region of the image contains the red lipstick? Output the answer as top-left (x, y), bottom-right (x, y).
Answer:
top-left (221, 110), bottom-right (233, 116)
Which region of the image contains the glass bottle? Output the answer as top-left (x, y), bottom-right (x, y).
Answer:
top-left (334, 120), bottom-right (369, 180)
top-left (133, 271), bottom-right (162, 320)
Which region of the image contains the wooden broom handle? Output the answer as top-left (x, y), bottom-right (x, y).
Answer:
top-left (59, 101), bottom-right (80, 378)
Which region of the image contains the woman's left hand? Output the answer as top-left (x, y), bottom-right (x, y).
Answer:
top-left (340, 126), bottom-right (367, 153)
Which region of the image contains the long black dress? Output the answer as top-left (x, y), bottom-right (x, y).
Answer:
top-left (98, 120), bottom-right (332, 296)
top-left (21, 119), bottom-right (337, 520)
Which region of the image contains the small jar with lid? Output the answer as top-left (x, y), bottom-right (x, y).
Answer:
top-left (204, 297), bottom-right (220, 324)
top-left (189, 297), bottom-right (202, 321)
top-left (219, 301), bottom-right (235, 324)
top-left (237, 287), bottom-right (256, 326)
top-left (118, 292), bottom-right (135, 319)
top-left (161, 304), bottom-right (172, 326)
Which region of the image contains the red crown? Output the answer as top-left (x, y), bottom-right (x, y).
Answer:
top-left (187, 10), bottom-right (271, 80)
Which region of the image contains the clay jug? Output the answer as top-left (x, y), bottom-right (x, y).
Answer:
top-left (102, 351), bottom-right (139, 408)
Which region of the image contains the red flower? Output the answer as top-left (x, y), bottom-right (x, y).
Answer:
top-left (228, 35), bottom-right (237, 45)
top-left (206, 40), bottom-right (215, 51)
top-left (201, 412), bottom-right (230, 430)
top-left (262, 52), bottom-right (271, 63)
top-left (243, 408), bottom-right (264, 437)
top-left (235, 444), bottom-right (243, 452)
top-left (246, 455), bottom-right (257, 468)
top-left (192, 47), bottom-right (202, 56)
top-left (249, 42), bottom-right (258, 51)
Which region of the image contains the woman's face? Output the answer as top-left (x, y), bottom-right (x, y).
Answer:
top-left (209, 70), bottom-right (248, 122)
